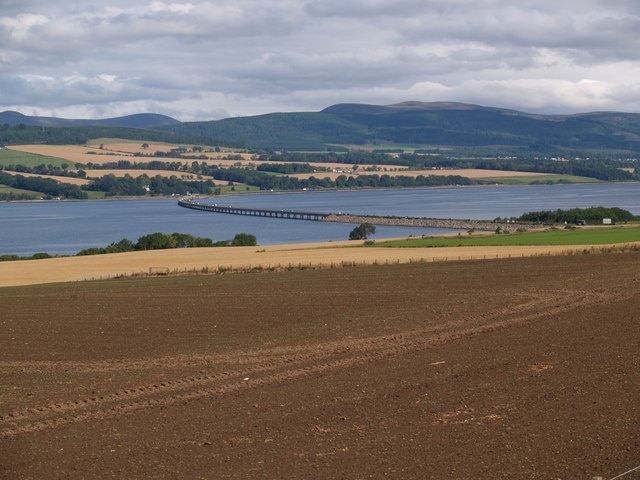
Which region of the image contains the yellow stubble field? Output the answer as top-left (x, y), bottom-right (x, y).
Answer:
top-left (8, 144), bottom-right (549, 180)
top-left (0, 241), bottom-right (607, 288)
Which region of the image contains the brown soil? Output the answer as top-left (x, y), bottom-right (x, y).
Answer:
top-left (1, 252), bottom-right (638, 479)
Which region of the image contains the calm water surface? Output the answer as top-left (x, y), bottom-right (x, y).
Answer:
top-left (1, 183), bottom-right (638, 256)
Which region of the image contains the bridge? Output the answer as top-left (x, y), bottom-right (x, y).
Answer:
top-left (178, 198), bottom-right (331, 222)
top-left (178, 198), bottom-right (538, 231)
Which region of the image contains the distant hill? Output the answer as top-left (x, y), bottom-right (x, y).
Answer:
top-left (158, 102), bottom-right (640, 154)
top-left (0, 111), bottom-right (180, 129)
top-left (3, 103), bottom-right (640, 155)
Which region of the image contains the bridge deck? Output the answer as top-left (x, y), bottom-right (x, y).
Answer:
top-left (178, 198), bottom-right (537, 231)
top-left (178, 199), bottom-right (330, 221)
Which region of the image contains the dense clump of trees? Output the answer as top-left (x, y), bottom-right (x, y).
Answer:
top-left (76, 233), bottom-right (212, 255)
top-left (0, 162), bottom-right (84, 179)
top-left (84, 174), bottom-right (216, 196)
top-left (75, 232), bottom-right (257, 256)
top-left (228, 232), bottom-right (257, 246)
top-left (0, 171), bottom-right (88, 199)
top-left (349, 223), bottom-right (376, 240)
top-left (256, 163), bottom-right (321, 174)
top-left (1, 231), bottom-right (258, 261)
top-left (517, 207), bottom-right (638, 224)
top-left (202, 165), bottom-right (473, 190)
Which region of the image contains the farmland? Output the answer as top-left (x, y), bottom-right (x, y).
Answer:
top-left (1, 142), bottom-right (599, 201)
top-left (1, 251), bottom-right (638, 479)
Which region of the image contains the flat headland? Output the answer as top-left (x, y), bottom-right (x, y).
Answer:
top-left (324, 213), bottom-right (537, 231)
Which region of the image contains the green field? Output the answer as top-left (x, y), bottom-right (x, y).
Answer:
top-left (377, 226), bottom-right (640, 247)
top-left (0, 149), bottom-right (69, 168)
top-left (0, 184), bottom-right (40, 198)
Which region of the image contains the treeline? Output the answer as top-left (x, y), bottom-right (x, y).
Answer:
top-left (68, 152), bottom-right (640, 183)
top-left (78, 232), bottom-right (257, 256)
top-left (84, 174), bottom-right (215, 196)
top-left (0, 165), bottom-right (216, 198)
top-left (2, 149), bottom-right (637, 199)
top-left (0, 232), bottom-right (258, 261)
top-left (206, 166), bottom-right (473, 190)
top-left (256, 163), bottom-right (321, 174)
top-left (2, 162), bottom-right (86, 179)
top-left (256, 151), bottom-right (402, 166)
top-left (258, 151), bottom-right (639, 182)
top-left (517, 207), bottom-right (638, 224)
top-left (462, 157), bottom-right (637, 182)
top-left (0, 123), bottom-right (243, 148)
top-left (77, 232), bottom-right (257, 256)
top-left (2, 166), bottom-right (473, 198)
top-left (83, 159), bottom-right (186, 171)
top-left (0, 171), bottom-right (88, 199)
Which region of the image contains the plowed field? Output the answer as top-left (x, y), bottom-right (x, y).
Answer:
top-left (1, 252), bottom-right (639, 479)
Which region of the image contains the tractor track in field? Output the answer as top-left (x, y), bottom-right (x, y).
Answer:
top-left (1, 285), bottom-right (631, 439)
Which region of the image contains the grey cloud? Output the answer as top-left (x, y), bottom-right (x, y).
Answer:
top-left (1, 0), bottom-right (640, 119)
top-left (305, 0), bottom-right (431, 18)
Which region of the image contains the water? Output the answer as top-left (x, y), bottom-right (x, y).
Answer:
top-left (1, 183), bottom-right (638, 256)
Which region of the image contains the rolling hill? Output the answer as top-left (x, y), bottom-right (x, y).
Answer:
top-left (3, 102), bottom-right (640, 155)
top-left (158, 101), bottom-right (640, 153)
top-left (0, 111), bottom-right (180, 129)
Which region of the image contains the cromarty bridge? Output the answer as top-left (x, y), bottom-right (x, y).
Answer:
top-left (178, 198), bottom-right (539, 232)
top-left (178, 198), bottom-right (331, 221)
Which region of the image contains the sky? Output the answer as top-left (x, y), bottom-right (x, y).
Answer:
top-left (1, 0), bottom-right (640, 121)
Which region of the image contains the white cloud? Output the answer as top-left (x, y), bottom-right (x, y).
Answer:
top-left (148, 2), bottom-right (195, 14)
top-left (0, 13), bottom-right (49, 42)
top-left (0, 0), bottom-right (639, 120)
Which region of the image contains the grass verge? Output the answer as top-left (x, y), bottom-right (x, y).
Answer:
top-left (377, 226), bottom-right (640, 247)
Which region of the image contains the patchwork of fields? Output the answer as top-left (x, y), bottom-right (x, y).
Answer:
top-left (2, 142), bottom-right (577, 190)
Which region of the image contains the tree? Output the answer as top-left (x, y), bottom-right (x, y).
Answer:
top-left (135, 232), bottom-right (176, 250)
top-left (349, 223), bottom-right (376, 240)
top-left (230, 233), bottom-right (257, 246)
top-left (107, 238), bottom-right (135, 253)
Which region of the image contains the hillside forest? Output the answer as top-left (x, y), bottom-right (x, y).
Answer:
top-left (1, 102), bottom-right (640, 200)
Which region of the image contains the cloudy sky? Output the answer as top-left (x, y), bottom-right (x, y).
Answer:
top-left (2, 0), bottom-right (640, 121)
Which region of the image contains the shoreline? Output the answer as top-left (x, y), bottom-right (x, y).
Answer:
top-left (5, 180), bottom-right (640, 204)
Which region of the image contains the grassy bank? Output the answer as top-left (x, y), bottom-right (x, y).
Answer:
top-left (377, 226), bottom-right (640, 247)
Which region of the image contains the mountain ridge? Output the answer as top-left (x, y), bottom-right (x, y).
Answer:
top-left (3, 102), bottom-right (640, 154)
top-left (0, 111), bottom-right (180, 129)
top-left (163, 101), bottom-right (640, 152)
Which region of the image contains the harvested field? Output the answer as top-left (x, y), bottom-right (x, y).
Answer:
top-left (1, 251), bottom-right (639, 479)
top-left (8, 145), bottom-right (545, 180)
top-left (0, 242), bottom-right (625, 287)
top-left (0, 171), bottom-right (90, 186)
top-left (7, 145), bottom-right (139, 165)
